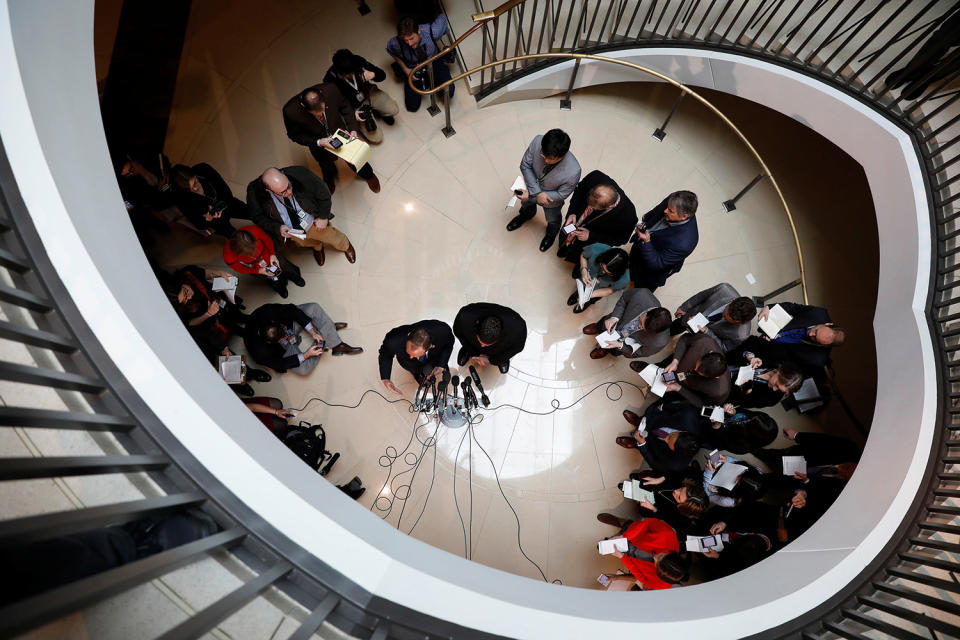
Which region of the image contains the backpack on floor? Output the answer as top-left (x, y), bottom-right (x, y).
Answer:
top-left (281, 421), bottom-right (339, 475)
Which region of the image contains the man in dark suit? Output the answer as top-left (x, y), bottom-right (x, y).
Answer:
top-left (282, 83), bottom-right (380, 194)
top-left (379, 319), bottom-right (454, 394)
top-left (629, 191), bottom-right (699, 292)
top-left (323, 48), bottom-right (398, 145)
top-left (672, 283), bottom-right (756, 352)
top-left (727, 302), bottom-right (844, 375)
top-left (170, 163), bottom-right (250, 237)
top-left (246, 167), bottom-right (355, 267)
top-left (244, 303), bottom-right (362, 374)
top-left (633, 332), bottom-right (730, 407)
top-left (453, 302), bottom-right (527, 374)
top-left (557, 170), bottom-right (637, 262)
top-left (614, 408), bottom-right (701, 475)
top-left (582, 288), bottom-right (671, 360)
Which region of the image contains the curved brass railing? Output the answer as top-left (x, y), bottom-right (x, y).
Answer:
top-left (411, 44), bottom-right (809, 304)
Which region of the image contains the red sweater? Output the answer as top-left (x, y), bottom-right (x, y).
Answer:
top-left (619, 518), bottom-right (680, 590)
top-left (223, 225), bottom-right (275, 275)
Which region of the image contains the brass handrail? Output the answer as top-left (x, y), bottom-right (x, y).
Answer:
top-left (410, 34), bottom-right (808, 303)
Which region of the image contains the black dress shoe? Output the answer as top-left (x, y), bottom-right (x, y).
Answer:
top-left (498, 362), bottom-right (509, 374)
top-left (566, 291), bottom-right (578, 306)
top-left (274, 286), bottom-right (289, 299)
top-left (289, 275), bottom-right (305, 287)
top-left (506, 215), bottom-right (527, 231)
top-left (381, 114), bottom-right (395, 125)
top-left (539, 234), bottom-right (555, 252)
top-left (335, 322), bottom-right (348, 330)
top-left (573, 298), bottom-right (597, 314)
top-left (233, 383), bottom-right (255, 397)
top-left (247, 368), bottom-right (272, 383)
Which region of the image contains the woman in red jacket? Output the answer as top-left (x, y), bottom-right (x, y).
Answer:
top-left (599, 515), bottom-right (688, 590)
top-left (223, 225), bottom-right (304, 298)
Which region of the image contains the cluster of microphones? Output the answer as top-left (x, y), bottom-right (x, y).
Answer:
top-left (413, 365), bottom-right (491, 422)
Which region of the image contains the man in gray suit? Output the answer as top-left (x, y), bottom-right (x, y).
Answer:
top-left (506, 129), bottom-right (582, 252)
top-left (582, 288), bottom-right (672, 360)
top-left (672, 283), bottom-right (756, 352)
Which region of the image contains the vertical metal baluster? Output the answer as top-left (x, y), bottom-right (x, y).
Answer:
top-left (801, 0), bottom-right (866, 67)
top-left (761, 0), bottom-right (807, 52)
top-left (816, 3), bottom-right (888, 74)
top-left (702, 0), bottom-right (734, 41)
top-left (560, 58), bottom-right (581, 110)
top-left (441, 86), bottom-right (456, 138)
top-left (680, 0), bottom-right (700, 35)
top-left (536, 0), bottom-right (551, 54)
top-left (559, 0), bottom-right (577, 49)
top-left (664, 0), bottom-right (689, 39)
top-left (652, 90), bottom-right (686, 140)
top-left (511, 2), bottom-right (527, 73)
top-left (859, 4), bottom-right (941, 92)
top-left (585, 0), bottom-right (603, 44)
top-left (651, 0), bottom-right (674, 36)
top-left (722, 174), bottom-right (767, 212)
top-left (479, 21), bottom-right (488, 89)
top-left (502, 6), bottom-right (512, 79)
top-left (902, 57), bottom-right (960, 116)
top-left (426, 62), bottom-right (440, 116)
top-left (735, 0), bottom-right (771, 46)
top-left (719, 0), bottom-right (751, 44)
top-left (622, 0), bottom-right (647, 40)
top-left (774, 0), bottom-right (824, 56)
top-left (692, 0), bottom-right (721, 39)
top-left (915, 72), bottom-right (960, 126)
top-left (596, 0), bottom-right (618, 44)
top-left (747, 0), bottom-right (787, 50)
top-left (788, 0), bottom-right (845, 63)
top-left (833, 1), bottom-right (916, 83)
top-left (491, 17), bottom-right (500, 83)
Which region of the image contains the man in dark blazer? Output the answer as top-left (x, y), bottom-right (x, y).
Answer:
top-left (629, 191), bottom-right (699, 292)
top-left (246, 166), bottom-right (355, 267)
top-left (582, 288), bottom-right (671, 360)
top-left (282, 82), bottom-right (380, 194)
top-left (557, 170), bottom-right (637, 262)
top-left (379, 319), bottom-right (454, 394)
top-left (727, 302), bottom-right (844, 375)
top-left (672, 283), bottom-right (756, 352)
top-left (614, 408), bottom-right (701, 475)
top-left (170, 162), bottom-right (250, 237)
top-left (453, 303), bottom-right (527, 374)
top-left (322, 48), bottom-right (399, 144)
top-left (244, 303), bottom-right (361, 374)
top-left (633, 332), bottom-right (730, 407)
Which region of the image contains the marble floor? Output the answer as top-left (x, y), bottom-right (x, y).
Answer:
top-left (139, 0), bottom-right (826, 592)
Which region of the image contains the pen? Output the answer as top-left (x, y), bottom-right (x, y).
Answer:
top-left (785, 504), bottom-right (794, 518)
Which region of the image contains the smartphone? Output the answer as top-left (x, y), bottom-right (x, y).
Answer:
top-left (662, 371), bottom-right (677, 384)
top-left (266, 264), bottom-right (279, 274)
top-left (597, 574), bottom-right (611, 587)
top-left (700, 407), bottom-right (713, 417)
top-left (329, 137), bottom-right (343, 149)
top-left (513, 189), bottom-right (524, 196)
top-left (709, 449), bottom-right (723, 466)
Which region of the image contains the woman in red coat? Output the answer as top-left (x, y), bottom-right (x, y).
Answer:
top-left (600, 516), bottom-right (688, 590)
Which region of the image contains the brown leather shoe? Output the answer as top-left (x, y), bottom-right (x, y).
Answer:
top-left (581, 322), bottom-right (600, 335)
top-left (629, 360), bottom-right (648, 373)
top-left (344, 243), bottom-right (356, 263)
top-left (622, 409), bottom-right (641, 427)
top-left (589, 346), bottom-right (609, 360)
top-left (332, 342), bottom-right (363, 356)
top-left (366, 174), bottom-right (381, 193)
top-left (615, 436), bottom-right (638, 449)
top-left (313, 247), bottom-right (325, 266)
top-left (597, 513), bottom-right (627, 528)
top-left (334, 322), bottom-right (347, 330)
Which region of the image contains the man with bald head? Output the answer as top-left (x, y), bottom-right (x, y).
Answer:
top-left (282, 82), bottom-right (380, 194)
top-left (557, 170), bottom-right (637, 262)
top-left (246, 166), bottom-right (355, 267)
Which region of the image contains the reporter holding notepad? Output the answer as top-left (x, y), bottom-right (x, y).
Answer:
top-left (593, 515), bottom-right (687, 590)
top-left (246, 167), bottom-right (356, 268)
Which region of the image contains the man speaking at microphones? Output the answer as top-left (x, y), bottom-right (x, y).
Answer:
top-left (379, 319), bottom-right (454, 395)
top-left (453, 302), bottom-right (527, 375)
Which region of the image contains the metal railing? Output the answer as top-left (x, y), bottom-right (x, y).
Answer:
top-left (411, 1), bottom-right (960, 638)
top-left (0, 141), bottom-right (500, 639)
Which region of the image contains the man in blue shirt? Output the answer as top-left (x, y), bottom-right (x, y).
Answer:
top-left (386, 15), bottom-right (455, 112)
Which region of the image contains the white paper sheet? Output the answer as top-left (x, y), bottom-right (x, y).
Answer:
top-left (686, 312), bottom-right (709, 332)
top-left (576, 279), bottom-right (595, 307)
top-left (792, 377), bottom-right (823, 413)
top-left (217, 355), bottom-right (244, 384)
top-left (758, 303), bottom-right (794, 338)
top-left (562, 223), bottom-right (577, 234)
top-left (709, 462), bottom-right (748, 490)
top-left (745, 272), bottom-right (757, 285)
top-left (211, 276), bottom-right (238, 291)
top-left (782, 455), bottom-right (807, 476)
top-left (735, 365), bottom-right (755, 386)
top-left (507, 175), bottom-right (525, 208)
top-left (638, 364), bottom-right (667, 396)
top-left (686, 535), bottom-right (725, 553)
top-left (707, 406), bottom-right (725, 422)
top-left (598, 537), bottom-right (630, 555)
top-left (595, 330), bottom-right (620, 347)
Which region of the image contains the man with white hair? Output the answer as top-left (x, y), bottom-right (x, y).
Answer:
top-left (246, 166), bottom-right (356, 267)
top-left (557, 169), bottom-right (638, 262)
